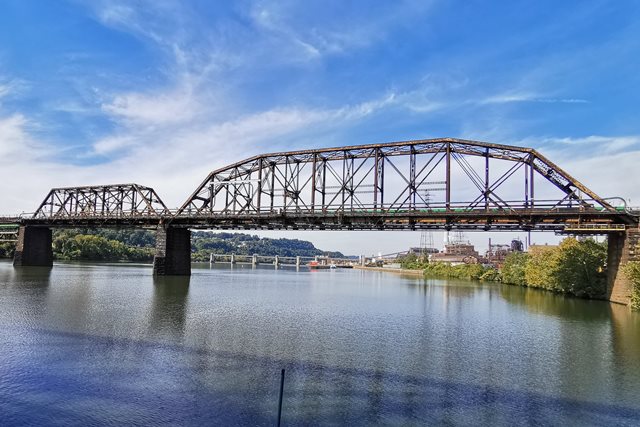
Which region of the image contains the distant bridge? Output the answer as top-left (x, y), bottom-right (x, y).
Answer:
top-left (2, 137), bottom-right (638, 304)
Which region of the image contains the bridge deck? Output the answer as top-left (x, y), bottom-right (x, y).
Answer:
top-left (11, 207), bottom-right (635, 233)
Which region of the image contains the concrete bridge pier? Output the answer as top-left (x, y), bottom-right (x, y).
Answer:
top-left (13, 226), bottom-right (53, 267)
top-left (607, 228), bottom-right (640, 305)
top-left (252, 254), bottom-right (258, 266)
top-left (274, 255), bottom-right (279, 268)
top-left (153, 227), bottom-right (191, 276)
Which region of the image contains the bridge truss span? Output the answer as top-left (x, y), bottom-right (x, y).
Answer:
top-left (175, 138), bottom-right (632, 231)
top-left (32, 184), bottom-right (169, 226)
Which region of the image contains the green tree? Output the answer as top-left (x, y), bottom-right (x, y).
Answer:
top-left (0, 242), bottom-right (16, 258)
top-left (501, 252), bottom-right (529, 285)
top-left (524, 245), bottom-right (560, 291)
top-left (623, 260), bottom-right (640, 310)
top-left (554, 238), bottom-right (606, 298)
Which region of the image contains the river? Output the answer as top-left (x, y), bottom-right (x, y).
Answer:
top-left (0, 260), bottom-right (639, 426)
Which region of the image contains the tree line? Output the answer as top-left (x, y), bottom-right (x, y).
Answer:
top-left (0, 229), bottom-right (344, 262)
top-left (400, 237), bottom-right (618, 303)
top-left (501, 238), bottom-right (607, 299)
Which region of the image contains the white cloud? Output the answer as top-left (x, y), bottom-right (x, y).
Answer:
top-left (480, 92), bottom-right (589, 105)
top-left (0, 84), bottom-right (10, 100)
top-left (0, 114), bottom-right (30, 158)
top-left (247, 0), bottom-right (436, 63)
top-left (102, 82), bottom-right (202, 127)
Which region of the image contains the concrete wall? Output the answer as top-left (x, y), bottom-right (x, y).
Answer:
top-left (153, 227), bottom-right (191, 276)
top-left (13, 226), bottom-right (53, 267)
top-left (607, 229), bottom-right (640, 305)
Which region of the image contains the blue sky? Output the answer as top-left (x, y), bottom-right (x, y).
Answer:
top-left (1, 0), bottom-right (639, 253)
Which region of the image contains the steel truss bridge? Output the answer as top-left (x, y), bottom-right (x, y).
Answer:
top-left (12, 138), bottom-right (635, 233)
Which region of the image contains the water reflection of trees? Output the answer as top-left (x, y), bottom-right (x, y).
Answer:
top-left (411, 278), bottom-right (487, 300)
top-left (500, 282), bottom-right (640, 385)
top-left (498, 284), bottom-right (610, 322)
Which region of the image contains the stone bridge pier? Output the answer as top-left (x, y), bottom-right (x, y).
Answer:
top-left (13, 226), bottom-right (53, 267)
top-left (153, 226), bottom-right (191, 276)
top-left (607, 228), bottom-right (640, 305)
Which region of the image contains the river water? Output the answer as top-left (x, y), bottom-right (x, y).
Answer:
top-left (0, 260), bottom-right (639, 426)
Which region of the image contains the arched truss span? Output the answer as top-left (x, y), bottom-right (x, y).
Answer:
top-left (175, 138), bottom-right (633, 231)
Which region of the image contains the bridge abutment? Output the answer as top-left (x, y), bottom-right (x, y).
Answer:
top-left (153, 227), bottom-right (191, 276)
top-left (13, 226), bottom-right (53, 267)
top-left (607, 228), bottom-right (640, 305)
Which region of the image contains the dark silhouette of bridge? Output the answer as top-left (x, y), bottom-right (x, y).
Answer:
top-left (3, 138), bottom-right (638, 304)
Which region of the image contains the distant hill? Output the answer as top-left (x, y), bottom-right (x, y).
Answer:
top-left (1, 229), bottom-right (345, 261)
top-left (192, 231), bottom-right (345, 261)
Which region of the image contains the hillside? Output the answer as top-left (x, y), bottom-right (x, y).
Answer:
top-left (0, 229), bottom-right (345, 262)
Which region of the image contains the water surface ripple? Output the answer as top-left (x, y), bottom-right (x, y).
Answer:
top-left (0, 260), bottom-right (639, 426)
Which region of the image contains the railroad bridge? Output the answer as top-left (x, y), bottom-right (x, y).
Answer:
top-left (2, 138), bottom-right (638, 304)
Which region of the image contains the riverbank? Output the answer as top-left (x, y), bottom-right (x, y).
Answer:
top-left (353, 266), bottom-right (425, 276)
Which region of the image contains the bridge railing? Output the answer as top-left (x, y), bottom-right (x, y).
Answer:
top-left (173, 198), bottom-right (625, 217)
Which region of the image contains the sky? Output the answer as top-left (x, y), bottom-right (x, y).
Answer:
top-left (0, 0), bottom-right (639, 255)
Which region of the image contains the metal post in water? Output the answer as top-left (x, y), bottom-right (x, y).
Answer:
top-left (277, 368), bottom-right (285, 427)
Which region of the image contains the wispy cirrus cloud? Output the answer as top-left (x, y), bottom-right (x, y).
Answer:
top-left (247, 0), bottom-right (436, 62)
top-left (480, 93), bottom-right (589, 105)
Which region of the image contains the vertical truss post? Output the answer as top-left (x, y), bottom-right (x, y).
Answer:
top-left (223, 182), bottom-right (229, 214)
top-left (484, 147), bottom-right (489, 211)
top-left (524, 160), bottom-right (529, 208)
top-left (378, 152), bottom-right (385, 211)
top-left (529, 154), bottom-right (535, 208)
top-left (270, 162), bottom-right (276, 212)
top-left (209, 183), bottom-right (215, 213)
top-left (101, 188), bottom-right (106, 216)
top-left (295, 160), bottom-right (301, 211)
top-left (119, 187), bottom-right (124, 215)
top-left (341, 152), bottom-right (346, 211)
top-left (233, 169), bottom-right (239, 213)
top-left (373, 148), bottom-right (380, 211)
top-left (349, 156), bottom-right (354, 211)
top-left (410, 149), bottom-right (417, 209)
top-left (446, 141), bottom-right (451, 211)
top-left (321, 158), bottom-right (327, 212)
top-left (283, 156), bottom-right (289, 210)
top-left (257, 158), bottom-right (263, 214)
top-left (311, 154), bottom-right (317, 213)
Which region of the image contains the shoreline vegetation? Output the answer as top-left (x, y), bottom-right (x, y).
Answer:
top-left (399, 237), bottom-right (639, 309)
top-left (0, 229), bottom-right (344, 263)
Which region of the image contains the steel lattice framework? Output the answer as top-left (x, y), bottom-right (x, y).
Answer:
top-left (173, 138), bottom-right (634, 231)
top-left (17, 138), bottom-right (637, 232)
top-left (32, 184), bottom-right (169, 226)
